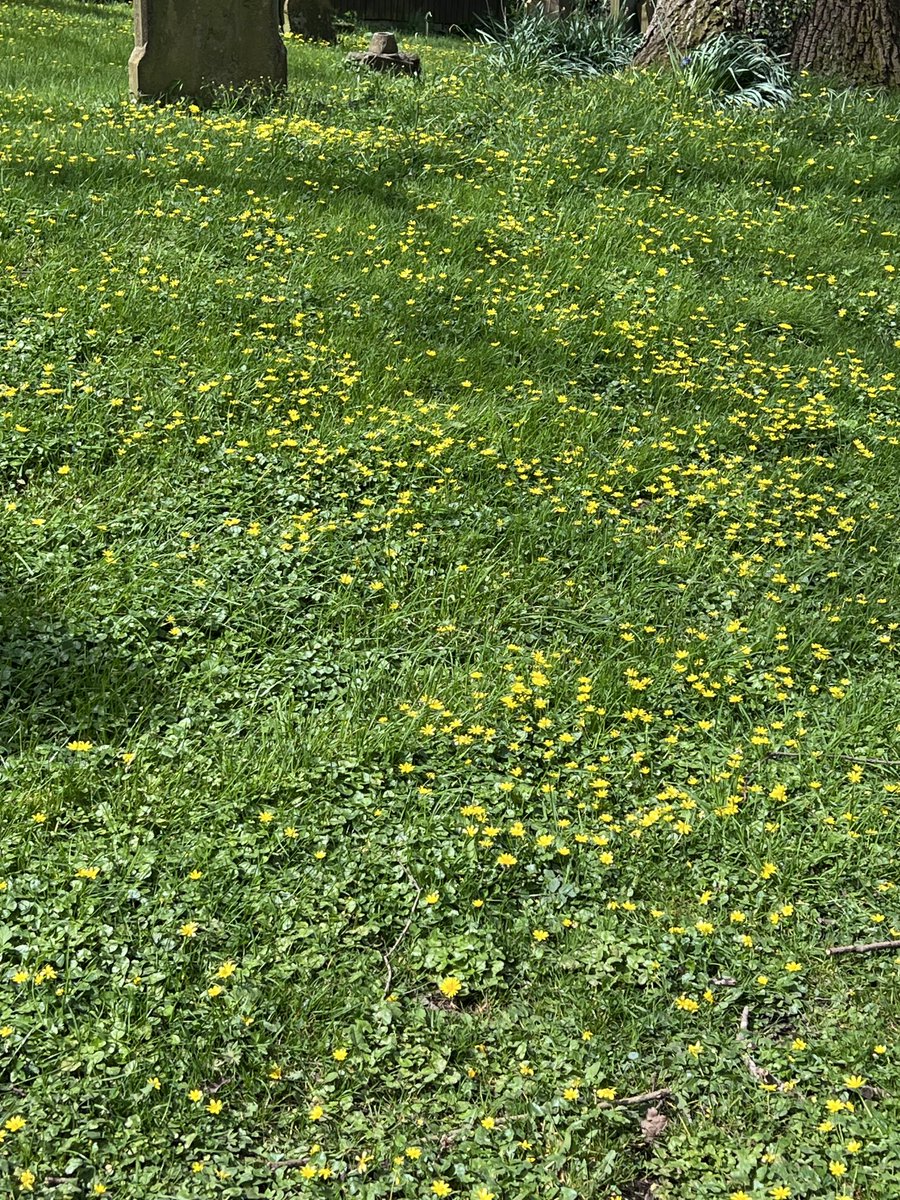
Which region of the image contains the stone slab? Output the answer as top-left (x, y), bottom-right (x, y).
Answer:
top-left (130, 0), bottom-right (287, 103)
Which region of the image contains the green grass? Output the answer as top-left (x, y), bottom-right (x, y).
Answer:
top-left (2, 3), bottom-right (900, 1198)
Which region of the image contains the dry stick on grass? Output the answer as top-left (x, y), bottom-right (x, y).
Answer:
top-left (597, 1087), bottom-right (673, 1109)
top-left (767, 749), bottom-right (900, 768)
top-left (738, 1006), bottom-right (784, 1090)
top-left (382, 865), bottom-right (423, 998)
top-left (828, 939), bottom-right (900, 957)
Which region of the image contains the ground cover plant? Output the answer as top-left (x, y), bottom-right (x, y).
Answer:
top-left (2, 3), bottom-right (900, 1197)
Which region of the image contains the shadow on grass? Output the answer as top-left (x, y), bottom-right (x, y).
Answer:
top-left (0, 608), bottom-right (163, 754)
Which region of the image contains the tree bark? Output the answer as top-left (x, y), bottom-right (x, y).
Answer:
top-left (635, 0), bottom-right (900, 86)
top-left (792, 0), bottom-right (900, 85)
top-left (634, 0), bottom-right (733, 65)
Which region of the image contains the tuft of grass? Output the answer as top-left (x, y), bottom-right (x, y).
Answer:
top-left (674, 32), bottom-right (793, 107)
top-left (478, 5), bottom-right (640, 78)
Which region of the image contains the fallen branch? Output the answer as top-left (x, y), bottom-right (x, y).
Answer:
top-left (827, 939), bottom-right (900, 957)
top-left (382, 865), bottom-right (423, 998)
top-left (598, 1087), bottom-right (672, 1109)
top-left (767, 750), bottom-right (900, 768)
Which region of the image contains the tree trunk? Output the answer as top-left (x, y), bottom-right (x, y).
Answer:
top-left (635, 0), bottom-right (900, 86)
top-left (634, 0), bottom-right (732, 64)
top-left (792, 0), bottom-right (900, 85)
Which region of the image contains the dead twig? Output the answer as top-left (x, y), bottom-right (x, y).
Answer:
top-left (738, 1006), bottom-right (784, 1090)
top-left (767, 750), bottom-right (900, 768)
top-left (827, 939), bottom-right (900, 957)
top-left (597, 1087), bottom-right (673, 1109)
top-left (382, 865), bottom-right (423, 998)
top-left (381, 951), bottom-right (394, 1000)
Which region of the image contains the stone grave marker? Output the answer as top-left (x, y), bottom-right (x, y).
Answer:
top-left (130, 0), bottom-right (287, 104)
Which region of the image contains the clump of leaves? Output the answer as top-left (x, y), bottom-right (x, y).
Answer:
top-left (479, 4), bottom-right (640, 78)
top-left (675, 32), bottom-right (793, 107)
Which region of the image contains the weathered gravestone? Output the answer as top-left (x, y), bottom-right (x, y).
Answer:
top-left (283, 0), bottom-right (336, 44)
top-left (130, 0), bottom-right (287, 104)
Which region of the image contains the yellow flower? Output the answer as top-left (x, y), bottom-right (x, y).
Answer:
top-left (829, 1162), bottom-right (847, 1177)
top-left (474, 1189), bottom-right (494, 1200)
top-left (179, 922), bottom-right (198, 938)
top-left (425, 892), bottom-right (440, 904)
top-left (532, 929), bottom-right (549, 941)
top-left (439, 976), bottom-right (462, 998)
top-left (76, 867), bottom-right (100, 879)
top-left (784, 961), bottom-right (802, 972)
top-left (5, 1116), bottom-right (26, 1132)
top-left (676, 995), bottom-right (699, 1012)
top-left (207, 1099), bottom-right (223, 1114)
top-left (595, 1087), bottom-right (616, 1101)
top-left (844, 1074), bottom-right (867, 1089)
top-left (309, 1104), bottom-right (324, 1121)
top-left (215, 960), bottom-right (236, 979)
top-left (480, 1115), bottom-right (495, 1130)
top-left (496, 853), bottom-right (517, 867)
top-left (405, 1147), bottom-right (421, 1159)
top-left (687, 1042), bottom-right (703, 1057)
top-left (760, 862), bottom-right (777, 879)
top-left (148, 1076), bottom-right (161, 1090)
top-left (188, 1089), bottom-right (203, 1102)
top-left (333, 1047), bottom-right (348, 1060)
top-left (19, 1171), bottom-right (36, 1192)
top-left (67, 740), bottom-right (93, 752)
top-left (258, 811), bottom-right (273, 823)
top-left (731, 1192), bottom-right (752, 1200)
top-left (769, 1188), bottom-right (791, 1200)
top-left (432, 1182), bottom-right (452, 1197)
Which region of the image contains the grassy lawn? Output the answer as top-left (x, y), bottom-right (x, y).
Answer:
top-left (2, 3), bottom-right (900, 1197)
